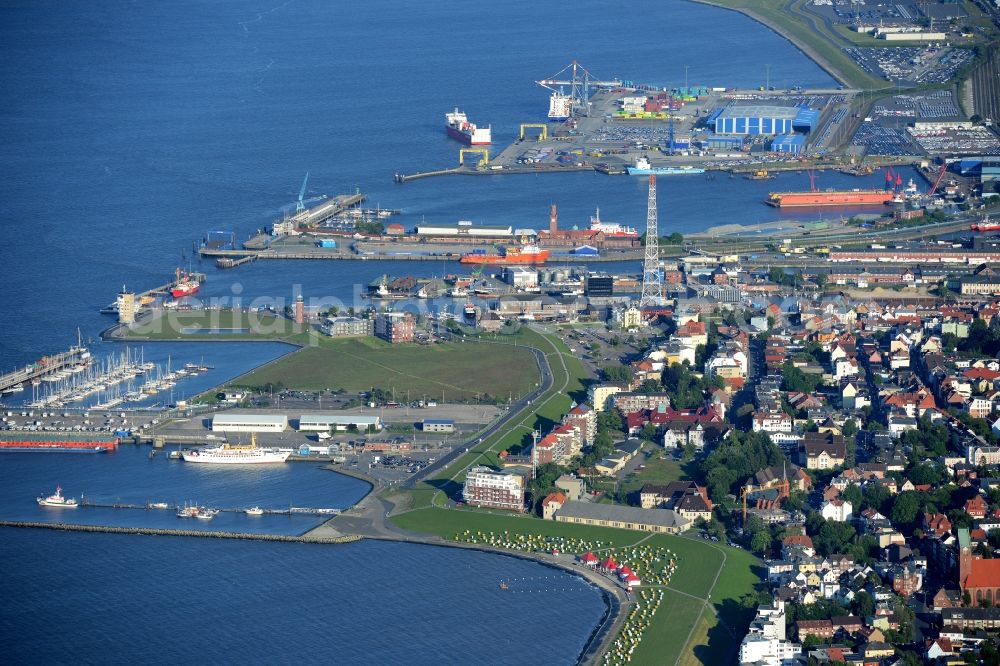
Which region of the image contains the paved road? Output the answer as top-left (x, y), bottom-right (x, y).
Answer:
top-left (401, 334), bottom-right (554, 492)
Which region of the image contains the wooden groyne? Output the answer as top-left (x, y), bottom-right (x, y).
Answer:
top-left (0, 520), bottom-right (361, 544)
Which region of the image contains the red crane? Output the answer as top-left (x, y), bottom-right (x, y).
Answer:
top-left (927, 163), bottom-right (948, 197)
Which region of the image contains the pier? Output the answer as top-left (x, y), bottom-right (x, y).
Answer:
top-left (0, 520), bottom-right (361, 544)
top-left (75, 498), bottom-right (341, 516)
top-left (99, 272), bottom-right (207, 314)
top-left (0, 345), bottom-right (91, 394)
top-left (217, 255), bottom-right (255, 269)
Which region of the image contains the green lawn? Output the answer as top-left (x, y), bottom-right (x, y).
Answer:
top-left (126, 310), bottom-right (305, 340)
top-left (233, 336), bottom-right (539, 401)
top-left (392, 506), bottom-right (647, 547)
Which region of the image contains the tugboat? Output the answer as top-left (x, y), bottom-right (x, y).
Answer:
top-left (37, 486), bottom-right (78, 508)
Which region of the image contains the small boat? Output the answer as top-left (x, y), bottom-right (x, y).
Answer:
top-left (245, 507), bottom-right (264, 516)
top-left (499, 581), bottom-right (509, 590)
top-left (37, 485), bottom-right (78, 508)
top-left (195, 508), bottom-right (219, 520)
top-left (147, 502), bottom-right (170, 509)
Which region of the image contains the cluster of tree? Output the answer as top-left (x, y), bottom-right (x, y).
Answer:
top-left (898, 416), bottom-right (951, 458)
top-left (354, 220), bottom-right (385, 236)
top-left (780, 360), bottom-right (822, 394)
top-left (767, 267), bottom-right (804, 288)
top-left (525, 462), bottom-right (569, 514)
top-left (600, 365), bottom-right (634, 384)
top-left (578, 410), bottom-right (622, 468)
top-left (960, 317), bottom-right (1000, 357)
top-left (642, 232), bottom-right (684, 246)
top-left (699, 431), bottom-right (785, 502)
top-left (662, 362), bottom-right (721, 410)
top-left (952, 410), bottom-right (998, 445)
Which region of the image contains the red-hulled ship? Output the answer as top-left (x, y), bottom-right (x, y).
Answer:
top-left (0, 431), bottom-right (118, 453)
top-left (767, 189), bottom-right (894, 207)
top-left (171, 268), bottom-right (201, 299)
top-left (767, 169), bottom-right (895, 208)
top-left (972, 217), bottom-right (1000, 233)
top-left (460, 244), bottom-right (550, 265)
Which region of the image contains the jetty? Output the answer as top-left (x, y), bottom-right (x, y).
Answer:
top-left (0, 345), bottom-right (91, 394)
top-left (0, 521), bottom-right (361, 544)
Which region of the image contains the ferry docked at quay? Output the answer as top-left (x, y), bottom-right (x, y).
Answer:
top-left (445, 108), bottom-right (491, 145)
top-left (626, 156), bottom-right (705, 176)
top-left (181, 434), bottom-right (291, 464)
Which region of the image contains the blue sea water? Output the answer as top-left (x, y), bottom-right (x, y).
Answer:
top-left (0, 0), bottom-right (841, 366)
top-left (0, 530), bottom-right (608, 666)
top-left (1, 0), bottom-right (844, 661)
top-left (0, 445), bottom-right (370, 533)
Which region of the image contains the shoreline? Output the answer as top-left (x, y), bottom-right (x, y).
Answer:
top-left (685, 0), bottom-right (853, 87)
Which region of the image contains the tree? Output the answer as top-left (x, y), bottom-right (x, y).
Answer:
top-left (840, 483), bottom-right (862, 508)
top-left (601, 365), bottom-right (634, 384)
top-left (750, 526), bottom-right (771, 555)
top-left (842, 419), bottom-right (857, 437)
top-left (890, 491), bottom-right (921, 529)
top-left (852, 590), bottom-right (874, 618)
top-left (640, 422), bottom-right (658, 442)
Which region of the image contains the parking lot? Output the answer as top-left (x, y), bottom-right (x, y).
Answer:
top-left (846, 46), bottom-right (974, 85)
top-left (851, 123), bottom-right (919, 156)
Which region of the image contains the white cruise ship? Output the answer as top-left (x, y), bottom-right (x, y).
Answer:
top-left (182, 434), bottom-right (290, 465)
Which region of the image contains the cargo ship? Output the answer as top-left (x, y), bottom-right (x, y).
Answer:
top-left (460, 244), bottom-right (550, 265)
top-left (171, 268), bottom-right (202, 299)
top-left (627, 156), bottom-right (705, 176)
top-left (589, 208), bottom-right (639, 238)
top-left (766, 189), bottom-right (895, 208)
top-left (548, 92), bottom-right (572, 121)
top-left (0, 431), bottom-right (118, 453)
top-left (446, 108), bottom-right (491, 145)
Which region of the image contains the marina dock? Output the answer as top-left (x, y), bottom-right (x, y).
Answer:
top-left (0, 345), bottom-right (91, 394)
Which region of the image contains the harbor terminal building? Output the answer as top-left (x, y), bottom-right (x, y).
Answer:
top-left (211, 413), bottom-right (288, 433)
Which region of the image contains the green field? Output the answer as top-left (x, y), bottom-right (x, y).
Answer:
top-left (125, 310), bottom-right (305, 341)
top-left (232, 336), bottom-right (540, 402)
top-left (391, 507), bottom-right (760, 665)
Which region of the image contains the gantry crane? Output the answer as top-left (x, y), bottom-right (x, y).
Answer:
top-left (536, 60), bottom-right (621, 118)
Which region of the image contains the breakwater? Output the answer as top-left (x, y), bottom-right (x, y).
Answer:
top-left (0, 520), bottom-right (362, 544)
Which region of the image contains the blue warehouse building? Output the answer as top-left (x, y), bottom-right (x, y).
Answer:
top-left (770, 134), bottom-right (806, 155)
top-left (712, 105), bottom-right (819, 136)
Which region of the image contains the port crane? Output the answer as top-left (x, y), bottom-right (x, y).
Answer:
top-left (536, 60), bottom-right (621, 118)
top-left (296, 172), bottom-right (310, 213)
top-left (926, 162), bottom-right (948, 198)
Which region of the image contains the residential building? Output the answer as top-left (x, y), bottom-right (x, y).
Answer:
top-left (541, 492), bottom-right (566, 520)
top-left (799, 432), bottom-right (847, 470)
top-left (374, 311), bottom-right (415, 344)
top-left (322, 316), bottom-right (373, 338)
top-left (589, 384), bottom-right (623, 412)
top-left (462, 466), bottom-right (525, 512)
top-left (820, 499), bottom-right (853, 522)
top-left (555, 474), bottom-right (585, 501)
